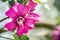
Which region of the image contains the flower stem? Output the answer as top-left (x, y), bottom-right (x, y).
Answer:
top-left (0, 28), bottom-right (7, 33)
top-left (0, 17), bottom-right (9, 22)
top-left (0, 23), bottom-right (55, 33)
top-left (35, 23), bottom-right (55, 30)
top-left (0, 36), bottom-right (14, 40)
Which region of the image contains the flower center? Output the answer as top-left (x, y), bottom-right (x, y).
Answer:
top-left (17, 17), bottom-right (25, 26)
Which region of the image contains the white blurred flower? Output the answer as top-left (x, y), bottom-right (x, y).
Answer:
top-left (40, 0), bottom-right (50, 10)
top-left (44, 4), bottom-right (50, 10)
top-left (40, 0), bottom-right (48, 4)
top-left (33, 0), bottom-right (50, 10)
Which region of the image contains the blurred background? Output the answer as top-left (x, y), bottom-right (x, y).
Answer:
top-left (0, 0), bottom-right (60, 40)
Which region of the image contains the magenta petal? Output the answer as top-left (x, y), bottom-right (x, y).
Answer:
top-left (23, 25), bottom-right (28, 34)
top-left (6, 7), bottom-right (18, 19)
top-left (26, 24), bottom-right (34, 30)
top-left (28, 0), bottom-right (37, 10)
top-left (55, 25), bottom-right (60, 31)
top-left (29, 13), bottom-right (40, 17)
top-left (5, 21), bottom-right (17, 31)
top-left (53, 30), bottom-right (60, 40)
top-left (13, 2), bottom-right (19, 12)
top-left (22, 6), bottom-right (30, 16)
top-left (23, 24), bottom-right (34, 34)
top-left (17, 25), bottom-right (24, 36)
top-left (23, 28), bottom-right (28, 34)
top-left (13, 2), bottom-right (19, 8)
top-left (25, 19), bottom-right (35, 25)
top-left (17, 4), bottom-right (30, 16)
top-left (17, 4), bottom-right (24, 16)
top-left (26, 13), bottom-right (41, 22)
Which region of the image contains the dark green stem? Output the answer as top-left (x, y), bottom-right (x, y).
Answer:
top-left (35, 23), bottom-right (55, 30)
top-left (0, 28), bottom-right (7, 33)
top-left (0, 17), bottom-right (9, 22)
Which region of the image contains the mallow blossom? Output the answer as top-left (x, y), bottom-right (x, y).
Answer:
top-left (53, 25), bottom-right (60, 40)
top-left (5, 0), bottom-right (41, 36)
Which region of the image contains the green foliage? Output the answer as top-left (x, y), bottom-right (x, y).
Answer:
top-left (34, 0), bottom-right (42, 4)
top-left (23, 0), bottom-right (29, 5)
top-left (1, 0), bottom-right (7, 2)
top-left (45, 34), bottom-right (53, 40)
top-left (13, 34), bottom-right (20, 40)
top-left (54, 0), bottom-right (60, 11)
top-left (17, 0), bottom-right (23, 4)
top-left (13, 34), bottom-right (29, 40)
top-left (0, 28), bottom-right (7, 33)
top-left (56, 17), bottom-right (60, 25)
top-left (35, 23), bottom-right (55, 30)
top-left (19, 35), bottom-right (29, 40)
top-left (8, 0), bottom-right (15, 6)
top-left (17, 0), bottom-right (29, 4)
top-left (1, 0), bottom-right (29, 6)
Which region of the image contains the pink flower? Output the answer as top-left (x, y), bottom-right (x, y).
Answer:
top-left (52, 25), bottom-right (60, 40)
top-left (28, 0), bottom-right (37, 11)
top-left (5, 1), bottom-right (40, 36)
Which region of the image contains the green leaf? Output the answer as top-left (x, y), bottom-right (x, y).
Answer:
top-left (17, 0), bottom-right (29, 5)
top-left (34, 0), bottom-right (42, 4)
top-left (56, 17), bottom-right (60, 24)
top-left (8, 0), bottom-right (15, 6)
top-left (19, 35), bottom-right (29, 40)
top-left (1, 0), bottom-right (7, 2)
top-left (13, 34), bottom-right (20, 40)
top-left (17, 0), bottom-right (23, 4)
top-left (13, 34), bottom-right (29, 40)
top-left (23, 0), bottom-right (29, 5)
